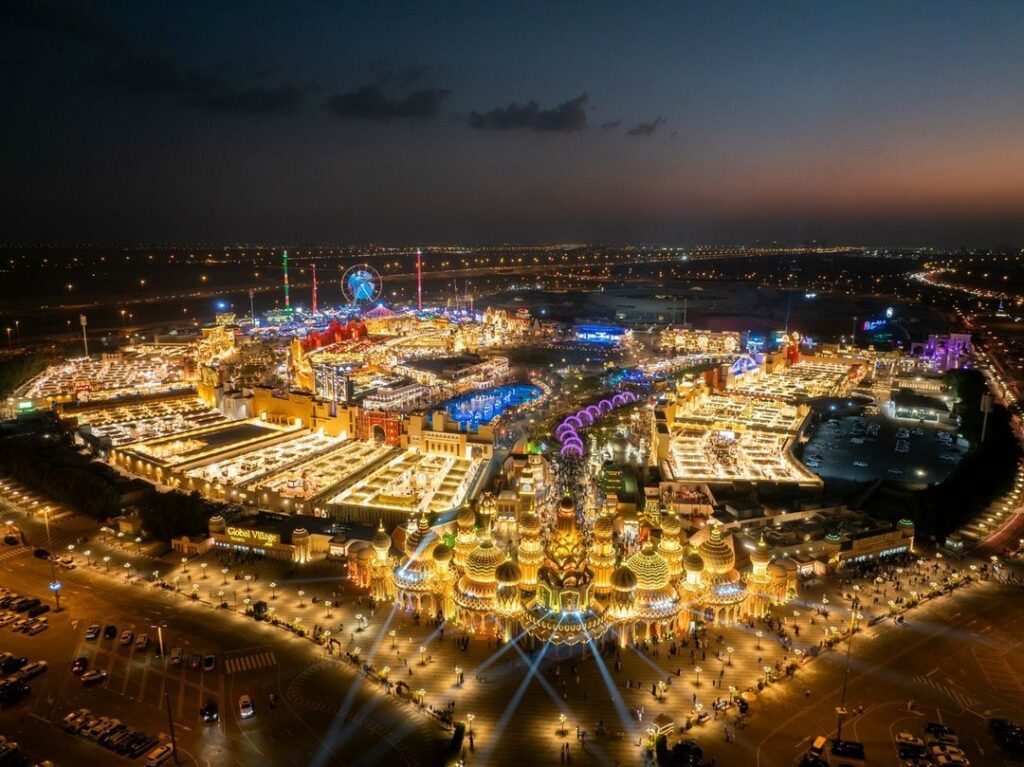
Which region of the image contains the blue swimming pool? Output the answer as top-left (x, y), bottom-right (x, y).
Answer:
top-left (442, 384), bottom-right (542, 429)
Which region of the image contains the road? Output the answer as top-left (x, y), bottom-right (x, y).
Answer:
top-left (0, 547), bottom-right (448, 766)
top-left (743, 578), bottom-right (1024, 767)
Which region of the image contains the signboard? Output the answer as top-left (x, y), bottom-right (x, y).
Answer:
top-left (49, 581), bottom-right (62, 592)
top-left (225, 527), bottom-right (280, 547)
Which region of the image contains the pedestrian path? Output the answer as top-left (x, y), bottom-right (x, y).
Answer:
top-left (224, 649), bottom-right (277, 675)
top-left (913, 674), bottom-right (980, 710)
top-left (0, 545), bottom-right (29, 562)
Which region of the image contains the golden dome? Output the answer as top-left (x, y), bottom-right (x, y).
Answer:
top-left (465, 539), bottom-right (505, 581)
top-left (519, 511), bottom-right (541, 535)
top-left (625, 542), bottom-right (671, 590)
top-left (661, 513), bottom-right (681, 537)
top-left (372, 520), bottom-right (391, 550)
top-left (495, 558), bottom-right (522, 585)
top-left (750, 533), bottom-right (772, 566)
top-left (457, 506), bottom-right (477, 530)
top-left (767, 562), bottom-right (788, 579)
top-left (594, 513), bottom-right (614, 539)
top-left (698, 524), bottom-right (735, 572)
top-left (610, 565), bottom-right (638, 591)
top-left (432, 543), bottom-right (453, 563)
top-left (684, 549), bottom-right (705, 572)
top-left (479, 492), bottom-right (497, 515)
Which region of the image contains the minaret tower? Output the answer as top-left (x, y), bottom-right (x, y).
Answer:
top-left (282, 250), bottom-right (291, 314)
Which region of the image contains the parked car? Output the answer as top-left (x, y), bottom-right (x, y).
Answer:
top-left (135, 633), bottom-right (149, 651)
top-left (169, 647), bottom-right (182, 665)
top-left (85, 623), bottom-right (100, 640)
top-left (144, 743), bottom-right (174, 766)
top-left (16, 661), bottom-right (47, 680)
top-left (70, 657), bottom-right (88, 675)
top-left (103, 624), bottom-right (117, 640)
top-left (81, 669), bottom-right (108, 686)
top-left (119, 630), bottom-right (134, 646)
top-left (202, 655), bottom-right (216, 672)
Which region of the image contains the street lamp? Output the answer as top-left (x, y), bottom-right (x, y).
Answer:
top-left (755, 630), bottom-right (763, 650)
top-left (201, 563), bottom-right (208, 579)
top-left (416, 688), bottom-right (426, 707)
top-left (726, 645), bottom-right (734, 665)
top-left (694, 666), bottom-right (702, 687)
top-left (390, 629), bottom-right (396, 649)
top-left (181, 557), bottom-right (189, 573)
top-left (467, 713), bottom-right (475, 736)
top-left (221, 567), bottom-right (229, 585)
top-left (103, 555), bottom-right (110, 573)
top-left (763, 665), bottom-right (771, 684)
top-left (559, 712), bottom-right (567, 736)
top-left (152, 623), bottom-right (180, 764)
top-left (419, 645), bottom-right (426, 665)
top-left (83, 549), bottom-right (91, 565)
top-left (270, 581), bottom-right (277, 599)
top-left (325, 600), bottom-right (332, 618)
top-left (455, 665), bottom-right (462, 686)
top-left (658, 680), bottom-right (667, 700)
top-left (123, 562), bottom-right (131, 582)
top-left (298, 590), bottom-right (305, 607)
top-left (40, 506), bottom-right (62, 611)
top-left (244, 574), bottom-right (252, 593)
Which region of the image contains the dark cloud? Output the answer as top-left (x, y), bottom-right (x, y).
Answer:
top-left (600, 120), bottom-right (621, 130)
top-left (98, 53), bottom-right (305, 115)
top-left (325, 84), bottom-right (451, 121)
top-left (468, 93), bottom-right (589, 132)
top-left (6, 0), bottom-right (304, 116)
top-left (3, 0), bottom-right (123, 46)
top-left (626, 116), bottom-right (666, 136)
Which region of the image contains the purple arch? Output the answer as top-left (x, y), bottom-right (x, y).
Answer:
top-left (612, 393), bottom-right (626, 406)
top-left (564, 415), bottom-right (582, 429)
top-left (556, 422), bottom-right (576, 439)
top-left (561, 444), bottom-right (584, 457)
top-left (598, 399), bottom-right (613, 413)
top-left (577, 409), bottom-right (594, 426)
top-left (586, 404), bottom-right (601, 419)
top-left (623, 391), bottom-right (637, 403)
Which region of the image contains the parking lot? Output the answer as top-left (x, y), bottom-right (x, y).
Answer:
top-left (802, 413), bottom-right (964, 486)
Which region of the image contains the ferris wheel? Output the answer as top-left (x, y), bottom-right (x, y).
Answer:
top-left (341, 264), bottom-right (382, 306)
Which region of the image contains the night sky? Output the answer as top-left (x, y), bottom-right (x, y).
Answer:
top-left (3, 1), bottom-right (1023, 246)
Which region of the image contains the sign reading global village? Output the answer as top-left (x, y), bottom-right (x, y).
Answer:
top-left (226, 527), bottom-right (280, 546)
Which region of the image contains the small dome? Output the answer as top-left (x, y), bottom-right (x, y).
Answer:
top-left (661, 513), bottom-right (681, 537)
top-left (558, 496), bottom-right (575, 514)
top-left (626, 542), bottom-right (671, 590)
top-left (432, 543), bottom-right (453, 563)
top-left (519, 511), bottom-right (541, 535)
top-left (356, 547), bottom-right (374, 561)
top-left (610, 565), bottom-right (638, 591)
top-left (684, 550), bottom-right (705, 572)
top-left (479, 492), bottom-right (497, 514)
top-left (698, 524), bottom-right (735, 572)
top-left (495, 558), bottom-right (522, 584)
top-left (372, 520), bottom-right (391, 550)
top-left (594, 513), bottom-right (614, 538)
top-left (767, 562), bottom-right (788, 579)
top-left (750, 533), bottom-right (772, 566)
top-left (465, 539), bottom-right (505, 581)
top-left (457, 506), bottom-right (477, 530)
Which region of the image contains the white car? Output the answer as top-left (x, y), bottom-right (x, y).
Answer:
top-left (239, 694), bottom-right (255, 719)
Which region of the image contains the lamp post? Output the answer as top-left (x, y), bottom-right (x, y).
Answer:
top-left (244, 574), bottom-right (252, 593)
top-left (416, 688), bottom-right (426, 707)
top-left (763, 665), bottom-right (771, 684)
top-left (201, 563), bottom-right (208, 579)
top-left (325, 601), bottom-right (332, 619)
top-left (298, 590), bottom-right (305, 607)
top-left (270, 581), bottom-right (277, 599)
top-left (559, 713), bottom-right (567, 736)
top-left (390, 629), bottom-right (396, 649)
top-left (755, 630), bottom-right (762, 650)
top-left (152, 623), bottom-right (179, 764)
top-left (726, 645), bottom-right (733, 665)
top-left (419, 645), bottom-right (426, 665)
top-left (658, 680), bottom-right (666, 700)
top-left (41, 507), bottom-right (62, 612)
top-left (455, 665), bottom-right (462, 686)
top-left (181, 557), bottom-right (189, 574)
top-left (83, 549), bottom-right (91, 566)
top-left (103, 555), bottom-right (110, 573)
top-left (123, 562), bottom-right (132, 583)
top-left (694, 666), bottom-right (702, 687)
top-left (221, 567), bottom-right (229, 585)
top-left (467, 713), bottom-right (475, 736)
